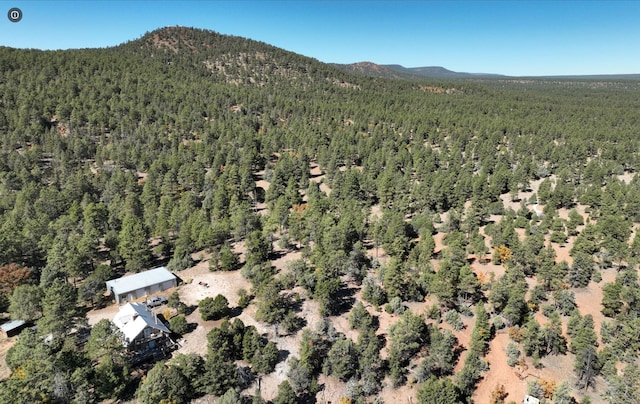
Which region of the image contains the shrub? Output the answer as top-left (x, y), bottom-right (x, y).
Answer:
top-left (237, 288), bottom-right (252, 308)
top-left (444, 310), bottom-right (465, 331)
top-left (169, 315), bottom-right (190, 335)
top-left (541, 304), bottom-right (555, 318)
top-left (506, 342), bottom-right (520, 367)
top-left (281, 311), bottom-right (305, 334)
top-left (426, 304), bottom-right (441, 321)
top-left (361, 275), bottom-right (387, 307)
top-left (550, 231), bottom-right (567, 244)
top-left (385, 296), bottom-right (405, 315)
top-left (199, 294), bottom-right (230, 320)
top-left (167, 291), bottom-right (181, 308)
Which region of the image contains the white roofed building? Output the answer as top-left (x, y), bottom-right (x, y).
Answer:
top-left (112, 302), bottom-right (174, 360)
top-left (1, 319), bottom-right (28, 338)
top-left (106, 267), bottom-right (177, 304)
top-left (523, 396), bottom-right (540, 404)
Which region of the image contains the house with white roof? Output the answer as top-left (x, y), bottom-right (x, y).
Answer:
top-left (112, 302), bottom-right (173, 354)
top-left (106, 267), bottom-right (177, 304)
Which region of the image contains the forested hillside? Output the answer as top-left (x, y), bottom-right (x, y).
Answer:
top-left (1, 26), bottom-right (640, 403)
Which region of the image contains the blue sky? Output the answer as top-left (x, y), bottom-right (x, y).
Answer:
top-left (1, 1), bottom-right (638, 76)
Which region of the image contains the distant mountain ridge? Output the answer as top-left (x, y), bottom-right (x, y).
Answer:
top-left (333, 62), bottom-right (506, 80)
top-left (384, 64), bottom-right (506, 79)
top-left (334, 61), bottom-right (640, 81)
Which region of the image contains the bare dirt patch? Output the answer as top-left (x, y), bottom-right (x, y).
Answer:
top-left (472, 260), bottom-right (507, 284)
top-left (178, 269), bottom-right (249, 309)
top-left (473, 332), bottom-right (527, 403)
top-left (617, 171), bottom-right (635, 184)
top-left (473, 330), bottom-right (605, 404)
top-left (86, 302), bottom-right (121, 326)
top-left (0, 338), bottom-right (16, 380)
top-left (309, 163), bottom-right (331, 195)
top-left (370, 203), bottom-right (383, 220)
top-left (549, 237), bottom-right (574, 266)
top-left (172, 247), bottom-right (324, 401)
top-left (574, 268), bottom-right (616, 347)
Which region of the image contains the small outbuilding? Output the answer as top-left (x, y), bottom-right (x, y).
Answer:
top-left (106, 267), bottom-right (177, 304)
top-left (1, 319), bottom-right (28, 338)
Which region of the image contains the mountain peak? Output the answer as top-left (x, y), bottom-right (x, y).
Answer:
top-left (118, 26), bottom-right (357, 89)
top-left (134, 26), bottom-right (225, 53)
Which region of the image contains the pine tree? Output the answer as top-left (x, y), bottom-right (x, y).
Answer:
top-left (571, 315), bottom-right (599, 390)
top-left (323, 336), bottom-right (358, 382)
top-left (469, 304), bottom-right (491, 354)
top-left (417, 376), bottom-right (462, 404)
top-left (37, 279), bottom-right (80, 345)
top-left (542, 311), bottom-right (567, 355)
top-left (117, 214), bottom-right (152, 272)
top-left (273, 381), bottom-right (297, 404)
top-left (202, 351), bottom-right (238, 396)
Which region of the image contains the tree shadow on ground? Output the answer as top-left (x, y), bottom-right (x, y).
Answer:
top-left (228, 305), bottom-right (243, 318)
top-left (268, 249), bottom-right (288, 261)
top-left (333, 285), bottom-right (357, 316)
top-left (277, 349), bottom-right (290, 364)
top-left (238, 366), bottom-right (256, 390)
top-left (297, 392), bottom-right (318, 404)
top-left (170, 303), bottom-right (196, 316)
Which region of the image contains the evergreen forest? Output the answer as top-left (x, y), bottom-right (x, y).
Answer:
top-left (1, 26), bottom-right (640, 404)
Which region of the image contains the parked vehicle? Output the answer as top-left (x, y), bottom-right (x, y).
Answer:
top-left (146, 296), bottom-right (167, 307)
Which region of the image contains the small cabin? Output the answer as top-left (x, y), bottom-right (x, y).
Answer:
top-left (1, 319), bottom-right (28, 338)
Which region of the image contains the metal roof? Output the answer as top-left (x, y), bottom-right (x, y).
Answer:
top-left (112, 302), bottom-right (170, 344)
top-left (105, 267), bottom-right (176, 296)
top-left (1, 319), bottom-right (26, 332)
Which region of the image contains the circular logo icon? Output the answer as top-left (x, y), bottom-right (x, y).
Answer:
top-left (8, 7), bottom-right (22, 23)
